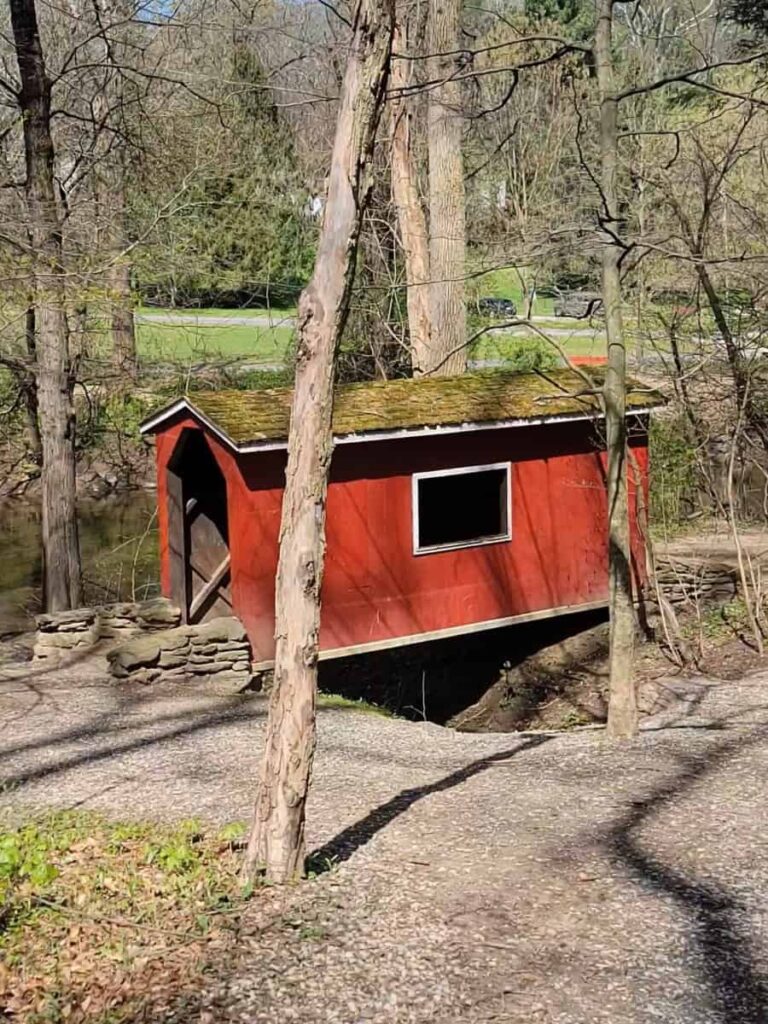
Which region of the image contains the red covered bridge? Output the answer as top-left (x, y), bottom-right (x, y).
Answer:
top-left (140, 369), bottom-right (662, 670)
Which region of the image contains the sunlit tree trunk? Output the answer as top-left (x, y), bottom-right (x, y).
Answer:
top-left (106, 175), bottom-right (137, 380)
top-left (596, 0), bottom-right (637, 739)
top-left (242, 0), bottom-right (395, 885)
top-left (390, 5), bottom-right (431, 374)
top-left (11, 0), bottom-right (82, 611)
top-left (426, 0), bottom-right (466, 375)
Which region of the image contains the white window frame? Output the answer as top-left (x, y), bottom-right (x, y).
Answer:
top-left (411, 461), bottom-right (512, 555)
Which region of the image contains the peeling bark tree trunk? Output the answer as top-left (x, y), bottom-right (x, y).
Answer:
top-left (11, 0), bottom-right (82, 611)
top-left (242, 0), bottom-right (395, 885)
top-left (426, 0), bottom-right (467, 376)
top-left (595, 0), bottom-right (637, 740)
top-left (390, 7), bottom-right (431, 374)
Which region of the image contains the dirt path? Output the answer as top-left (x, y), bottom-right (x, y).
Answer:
top-left (660, 526), bottom-right (768, 566)
top-left (1, 659), bottom-right (767, 1023)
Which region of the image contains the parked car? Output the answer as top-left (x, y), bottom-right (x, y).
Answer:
top-left (476, 297), bottom-right (517, 320)
top-left (553, 291), bottom-right (603, 319)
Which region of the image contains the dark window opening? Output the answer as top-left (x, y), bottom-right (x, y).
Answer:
top-left (415, 465), bottom-right (510, 552)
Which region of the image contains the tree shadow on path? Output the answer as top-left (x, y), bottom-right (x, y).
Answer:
top-left (0, 697), bottom-right (266, 791)
top-left (604, 727), bottom-right (768, 1024)
top-left (310, 734), bottom-right (551, 869)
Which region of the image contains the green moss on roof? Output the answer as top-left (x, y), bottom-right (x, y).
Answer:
top-left (143, 368), bottom-right (664, 447)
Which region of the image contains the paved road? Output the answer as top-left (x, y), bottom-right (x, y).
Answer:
top-left (2, 659), bottom-right (767, 1023)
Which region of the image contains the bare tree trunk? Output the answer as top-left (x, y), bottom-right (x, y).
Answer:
top-left (11, 0), bottom-right (82, 611)
top-left (92, 19), bottom-right (137, 380)
top-left (94, 150), bottom-right (136, 379)
top-left (426, 0), bottom-right (466, 376)
top-left (242, 0), bottom-right (395, 885)
top-left (390, 6), bottom-right (431, 374)
top-left (595, 0), bottom-right (637, 740)
top-left (110, 259), bottom-right (136, 375)
top-left (696, 261), bottom-right (768, 451)
top-left (23, 306), bottom-right (42, 464)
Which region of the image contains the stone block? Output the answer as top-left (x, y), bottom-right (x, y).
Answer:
top-left (34, 631), bottom-right (95, 649)
top-left (98, 625), bottom-right (142, 639)
top-left (158, 650), bottom-right (188, 669)
top-left (188, 653), bottom-right (218, 666)
top-left (108, 636), bottom-right (161, 673)
top-left (100, 602), bottom-right (134, 618)
top-left (126, 667), bottom-right (163, 685)
top-left (157, 631), bottom-right (192, 652)
top-left (187, 661), bottom-right (231, 674)
top-left (36, 607), bottom-right (96, 632)
top-left (135, 598), bottom-right (182, 628)
top-left (211, 640), bottom-right (251, 654)
top-left (192, 617), bottom-right (247, 645)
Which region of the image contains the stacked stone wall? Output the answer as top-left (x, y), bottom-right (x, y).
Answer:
top-left (34, 599), bottom-right (181, 666)
top-left (107, 617), bottom-right (251, 685)
top-left (647, 557), bottom-right (739, 608)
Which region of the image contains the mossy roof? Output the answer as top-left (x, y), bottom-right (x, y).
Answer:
top-left (141, 368), bottom-right (663, 449)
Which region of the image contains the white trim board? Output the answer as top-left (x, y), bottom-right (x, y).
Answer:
top-left (140, 397), bottom-right (660, 455)
top-left (411, 460), bottom-right (512, 555)
top-left (248, 599), bottom-right (608, 673)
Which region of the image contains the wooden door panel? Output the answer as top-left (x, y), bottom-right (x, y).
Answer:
top-left (187, 499), bottom-right (231, 624)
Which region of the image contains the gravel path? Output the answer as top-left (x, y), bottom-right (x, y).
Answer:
top-left (1, 658), bottom-right (767, 1023)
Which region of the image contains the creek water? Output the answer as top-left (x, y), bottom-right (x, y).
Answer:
top-left (0, 492), bottom-right (160, 635)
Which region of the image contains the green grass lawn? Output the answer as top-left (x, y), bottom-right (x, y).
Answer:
top-left (120, 297), bottom-right (700, 368)
top-left (468, 267), bottom-right (556, 317)
top-left (136, 321), bottom-right (294, 363)
top-left (136, 305), bottom-right (297, 321)
top-left (471, 327), bottom-right (607, 362)
top-left (135, 314), bottom-right (605, 367)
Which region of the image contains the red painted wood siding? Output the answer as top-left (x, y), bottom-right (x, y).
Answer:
top-left (154, 417), bottom-right (649, 662)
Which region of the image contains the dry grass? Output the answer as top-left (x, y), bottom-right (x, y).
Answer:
top-left (0, 812), bottom-right (250, 1023)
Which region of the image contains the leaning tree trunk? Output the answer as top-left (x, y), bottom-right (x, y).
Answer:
top-left (595, 0), bottom-right (637, 739)
top-left (426, 0), bottom-right (467, 376)
top-left (390, 5), bottom-right (431, 374)
top-left (11, 0), bottom-right (82, 611)
top-left (242, 0), bottom-right (395, 885)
